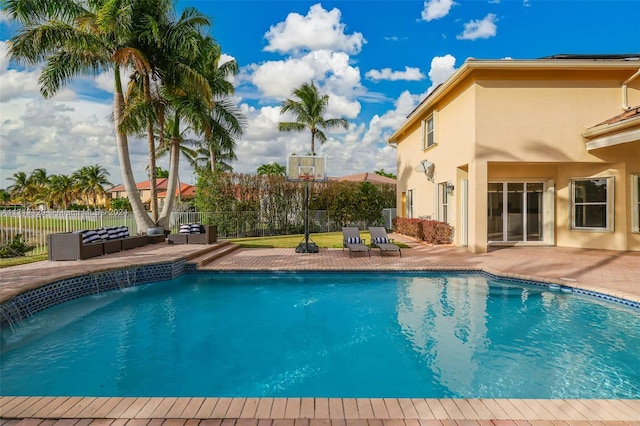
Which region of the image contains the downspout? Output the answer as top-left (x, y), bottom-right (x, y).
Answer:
top-left (622, 67), bottom-right (640, 111)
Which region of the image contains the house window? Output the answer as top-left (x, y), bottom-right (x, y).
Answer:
top-left (633, 174), bottom-right (640, 233)
top-left (570, 177), bottom-right (613, 231)
top-left (406, 189), bottom-right (414, 218)
top-left (421, 111), bottom-right (437, 150)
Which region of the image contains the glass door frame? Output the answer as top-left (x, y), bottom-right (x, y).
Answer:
top-left (487, 180), bottom-right (548, 245)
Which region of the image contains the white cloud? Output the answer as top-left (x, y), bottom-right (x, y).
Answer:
top-left (251, 58), bottom-right (317, 98)
top-left (457, 14), bottom-right (498, 40)
top-left (424, 54), bottom-right (457, 95)
top-left (220, 53), bottom-right (235, 65)
top-left (421, 0), bottom-right (457, 22)
top-left (366, 67), bottom-right (426, 82)
top-left (251, 50), bottom-right (363, 106)
top-left (264, 3), bottom-right (365, 55)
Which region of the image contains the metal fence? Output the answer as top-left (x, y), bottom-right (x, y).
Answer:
top-left (167, 208), bottom-right (397, 238)
top-left (0, 208), bottom-right (396, 257)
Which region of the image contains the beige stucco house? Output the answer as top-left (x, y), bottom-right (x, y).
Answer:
top-left (388, 55), bottom-right (640, 253)
top-left (107, 178), bottom-right (196, 210)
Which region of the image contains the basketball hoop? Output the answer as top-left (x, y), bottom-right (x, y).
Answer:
top-left (286, 154), bottom-right (327, 254)
top-left (298, 165), bottom-right (315, 182)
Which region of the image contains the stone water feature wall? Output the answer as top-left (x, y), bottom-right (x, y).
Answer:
top-left (0, 260), bottom-right (198, 331)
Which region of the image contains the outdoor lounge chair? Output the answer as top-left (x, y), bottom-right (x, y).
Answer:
top-left (342, 227), bottom-right (370, 258)
top-left (368, 226), bottom-right (402, 257)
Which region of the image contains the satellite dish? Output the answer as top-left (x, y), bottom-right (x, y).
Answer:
top-left (414, 160), bottom-right (435, 181)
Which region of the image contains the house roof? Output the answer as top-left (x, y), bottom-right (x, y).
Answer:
top-left (338, 172), bottom-right (397, 185)
top-left (582, 105), bottom-right (640, 150)
top-left (596, 105), bottom-right (640, 126)
top-left (108, 178), bottom-right (196, 198)
top-left (389, 55), bottom-right (640, 145)
top-left (108, 178), bottom-right (171, 192)
top-left (157, 183), bottom-right (196, 198)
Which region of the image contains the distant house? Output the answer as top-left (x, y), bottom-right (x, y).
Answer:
top-left (107, 178), bottom-right (196, 209)
top-left (337, 172), bottom-right (397, 185)
top-left (388, 54), bottom-right (640, 253)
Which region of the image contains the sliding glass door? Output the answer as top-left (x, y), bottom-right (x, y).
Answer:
top-left (488, 182), bottom-right (544, 243)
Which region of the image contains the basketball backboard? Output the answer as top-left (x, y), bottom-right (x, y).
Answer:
top-left (286, 155), bottom-right (328, 182)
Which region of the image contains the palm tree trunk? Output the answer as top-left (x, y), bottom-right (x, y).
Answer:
top-left (113, 65), bottom-right (154, 232)
top-left (143, 71), bottom-right (159, 224)
top-left (158, 132), bottom-right (181, 229)
top-left (147, 120), bottom-right (159, 223)
top-left (310, 130), bottom-right (316, 155)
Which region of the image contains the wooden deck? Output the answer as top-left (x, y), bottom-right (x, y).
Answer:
top-left (2, 396), bottom-right (639, 423)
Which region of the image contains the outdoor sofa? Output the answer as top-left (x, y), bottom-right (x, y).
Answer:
top-left (48, 226), bottom-right (148, 261)
top-left (167, 224), bottom-right (217, 245)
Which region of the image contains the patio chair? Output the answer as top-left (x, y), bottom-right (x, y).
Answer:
top-left (342, 227), bottom-right (370, 258)
top-left (368, 226), bottom-right (402, 257)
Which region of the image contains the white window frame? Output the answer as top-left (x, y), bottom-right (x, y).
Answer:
top-left (438, 181), bottom-right (449, 223)
top-left (421, 111), bottom-right (437, 150)
top-left (632, 174), bottom-right (640, 233)
top-left (407, 189), bottom-right (414, 218)
top-left (570, 177), bottom-right (614, 232)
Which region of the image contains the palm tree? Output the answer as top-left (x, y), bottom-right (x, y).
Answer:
top-left (74, 165), bottom-right (112, 209)
top-left (257, 162), bottom-right (286, 176)
top-left (155, 34), bottom-right (245, 226)
top-left (0, 189), bottom-right (11, 206)
top-left (47, 174), bottom-right (76, 210)
top-left (28, 168), bottom-right (50, 206)
top-left (278, 81), bottom-right (349, 155)
top-left (5, 0), bottom-right (173, 231)
top-left (6, 171), bottom-right (31, 209)
top-left (119, 9), bottom-right (231, 226)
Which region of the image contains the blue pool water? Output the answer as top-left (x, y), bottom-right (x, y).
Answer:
top-left (1, 272), bottom-right (639, 398)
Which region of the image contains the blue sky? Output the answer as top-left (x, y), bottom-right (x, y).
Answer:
top-left (1, 0), bottom-right (639, 187)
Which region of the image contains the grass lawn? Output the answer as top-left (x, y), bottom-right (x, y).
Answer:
top-left (0, 254), bottom-right (48, 268)
top-left (229, 231), bottom-right (410, 249)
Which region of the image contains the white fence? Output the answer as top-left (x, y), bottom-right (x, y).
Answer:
top-left (1, 208), bottom-right (396, 257)
top-left (0, 210), bottom-right (138, 256)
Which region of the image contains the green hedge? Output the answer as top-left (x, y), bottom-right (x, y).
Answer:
top-left (393, 217), bottom-right (454, 245)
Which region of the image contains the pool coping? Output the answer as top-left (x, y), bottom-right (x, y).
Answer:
top-left (1, 243), bottom-right (640, 423)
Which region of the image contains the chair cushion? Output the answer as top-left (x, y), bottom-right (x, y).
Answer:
top-left (373, 237), bottom-right (389, 244)
top-left (179, 224), bottom-right (192, 234)
top-left (82, 230), bottom-right (101, 244)
top-left (96, 228), bottom-right (109, 240)
top-left (106, 226), bottom-right (120, 240)
top-left (118, 226), bottom-right (129, 238)
top-left (190, 224), bottom-right (203, 234)
top-left (346, 237), bottom-right (362, 244)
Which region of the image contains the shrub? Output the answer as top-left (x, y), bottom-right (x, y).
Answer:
top-left (393, 217), bottom-right (454, 245)
top-left (392, 217), bottom-right (424, 240)
top-left (0, 234), bottom-right (36, 258)
top-left (421, 220), bottom-right (454, 244)
top-left (110, 197), bottom-right (132, 211)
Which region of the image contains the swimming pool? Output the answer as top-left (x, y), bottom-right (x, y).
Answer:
top-left (1, 272), bottom-right (639, 398)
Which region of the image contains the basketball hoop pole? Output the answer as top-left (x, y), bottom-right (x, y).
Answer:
top-left (304, 179), bottom-right (310, 251)
top-left (287, 155), bottom-right (325, 254)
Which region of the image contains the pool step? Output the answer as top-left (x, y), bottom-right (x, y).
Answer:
top-left (189, 240), bottom-right (241, 267)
